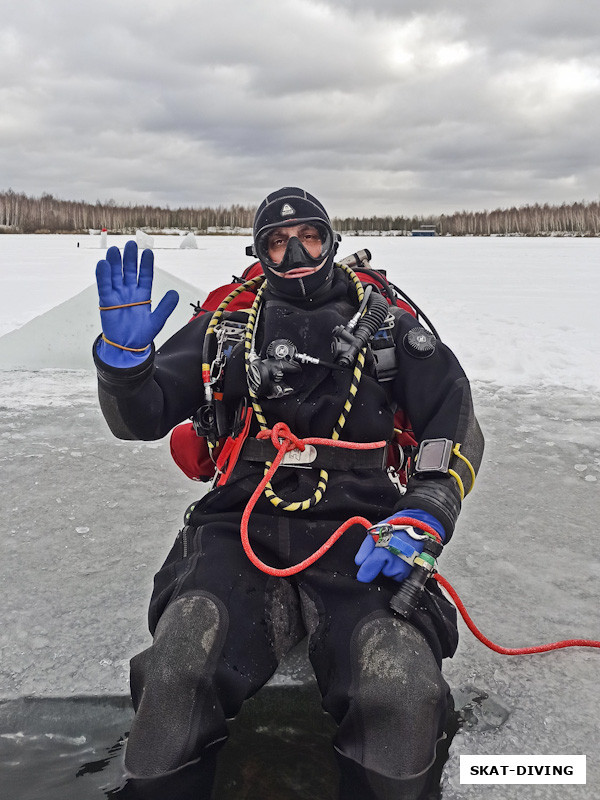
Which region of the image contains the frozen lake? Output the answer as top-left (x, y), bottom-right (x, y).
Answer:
top-left (1, 233), bottom-right (599, 798)
top-left (1, 232), bottom-right (600, 390)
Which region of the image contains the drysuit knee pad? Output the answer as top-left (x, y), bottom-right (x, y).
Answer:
top-left (338, 614), bottom-right (449, 778)
top-left (126, 591), bottom-right (229, 777)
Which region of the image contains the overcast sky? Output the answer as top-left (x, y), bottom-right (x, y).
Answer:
top-left (2, 0), bottom-right (600, 217)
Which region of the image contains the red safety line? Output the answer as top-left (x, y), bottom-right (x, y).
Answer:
top-left (434, 573), bottom-right (600, 655)
top-left (240, 424), bottom-right (600, 653)
top-left (240, 423), bottom-right (383, 577)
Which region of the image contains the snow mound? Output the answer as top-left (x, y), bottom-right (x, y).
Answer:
top-left (179, 232), bottom-right (198, 249)
top-left (135, 230), bottom-right (154, 249)
top-left (0, 269), bottom-right (207, 371)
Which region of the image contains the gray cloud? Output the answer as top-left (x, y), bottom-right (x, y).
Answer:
top-left (2, 0), bottom-right (600, 216)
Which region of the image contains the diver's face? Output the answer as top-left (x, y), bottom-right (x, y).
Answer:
top-left (267, 224), bottom-right (324, 278)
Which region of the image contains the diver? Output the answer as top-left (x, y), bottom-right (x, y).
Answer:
top-left (93, 187), bottom-right (484, 799)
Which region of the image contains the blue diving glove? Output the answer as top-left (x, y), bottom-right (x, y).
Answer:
top-left (95, 240), bottom-right (179, 368)
top-left (355, 508), bottom-right (445, 583)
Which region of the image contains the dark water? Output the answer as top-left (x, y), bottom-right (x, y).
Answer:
top-left (0, 696), bottom-right (131, 800)
top-left (0, 683), bottom-right (493, 800)
top-left (0, 686), bottom-right (341, 800)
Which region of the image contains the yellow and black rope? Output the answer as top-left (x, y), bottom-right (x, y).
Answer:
top-left (200, 263), bottom-right (369, 509)
top-left (243, 263), bottom-right (368, 512)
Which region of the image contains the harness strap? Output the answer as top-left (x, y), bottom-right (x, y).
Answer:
top-left (240, 437), bottom-right (388, 470)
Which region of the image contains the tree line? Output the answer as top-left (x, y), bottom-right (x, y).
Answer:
top-left (2, 188), bottom-right (600, 236)
top-left (0, 190), bottom-right (256, 234)
top-left (333, 201), bottom-right (600, 236)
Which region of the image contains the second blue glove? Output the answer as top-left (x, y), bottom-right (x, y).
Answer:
top-left (355, 509), bottom-right (445, 584)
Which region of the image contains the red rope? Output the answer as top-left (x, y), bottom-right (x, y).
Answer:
top-left (240, 423), bottom-right (383, 577)
top-left (434, 573), bottom-right (600, 654)
top-left (240, 423), bottom-right (600, 653)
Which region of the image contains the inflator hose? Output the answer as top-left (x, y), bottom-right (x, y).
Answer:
top-left (337, 291), bottom-right (390, 368)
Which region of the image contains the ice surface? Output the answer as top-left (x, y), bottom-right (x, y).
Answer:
top-left (2, 233), bottom-right (599, 389)
top-left (1, 235), bottom-right (599, 799)
top-left (0, 234), bottom-right (213, 339)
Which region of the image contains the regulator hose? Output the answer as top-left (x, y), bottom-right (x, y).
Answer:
top-left (335, 290), bottom-right (390, 368)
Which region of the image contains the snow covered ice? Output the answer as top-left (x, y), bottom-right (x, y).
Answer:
top-left (0, 233), bottom-right (599, 799)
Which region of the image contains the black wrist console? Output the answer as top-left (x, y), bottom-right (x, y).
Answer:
top-left (414, 438), bottom-right (453, 476)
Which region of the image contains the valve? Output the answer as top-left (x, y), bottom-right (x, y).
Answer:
top-left (247, 339), bottom-right (302, 399)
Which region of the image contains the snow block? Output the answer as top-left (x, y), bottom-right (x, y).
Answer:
top-left (0, 269), bottom-right (207, 371)
top-left (179, 231), bottom-right (198, 249)
top-left (135, 230), bottom-right (154, 249)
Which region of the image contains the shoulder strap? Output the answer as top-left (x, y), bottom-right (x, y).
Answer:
top-left (189, 262), bottom-right (263, 320)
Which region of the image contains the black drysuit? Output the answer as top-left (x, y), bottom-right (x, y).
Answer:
top-left (94, 268), bottom-right (484, 800)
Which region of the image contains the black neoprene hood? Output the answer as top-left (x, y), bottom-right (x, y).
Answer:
top-left (253, 187), bottom-right (332, 240)
top-left (252, 187), bottom-right (339, 298)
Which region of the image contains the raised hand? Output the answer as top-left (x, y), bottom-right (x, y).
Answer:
top-left (95, 240), bottom-right (179, 367)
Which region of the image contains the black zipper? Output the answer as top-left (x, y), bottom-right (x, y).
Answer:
top-left (180, 525), bottom-right (192, 559)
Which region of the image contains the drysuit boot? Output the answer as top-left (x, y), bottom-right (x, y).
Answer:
top-left (329, 615), bottom-right (449, 800)
top-left (119, 742), bottom-right (221, 800)
top-left (125, 591), bottom-right (229, 784)
top-left (336, 751), bottom-right (439, 800)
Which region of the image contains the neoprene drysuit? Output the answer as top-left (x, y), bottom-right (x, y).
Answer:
top-left (95, 266), bottom-right (484, 799)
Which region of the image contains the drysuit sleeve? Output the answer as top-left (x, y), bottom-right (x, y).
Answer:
top-left (93, 312), bottom-right (212, 441)
top-left (390, 313), bottom-right (484, 540)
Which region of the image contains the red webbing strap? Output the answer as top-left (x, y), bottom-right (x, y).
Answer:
top-left (216, 408), bottom-right (254, 487)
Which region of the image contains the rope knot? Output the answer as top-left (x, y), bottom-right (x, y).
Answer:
top-left (257, 422), bottom-right (305, 453)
